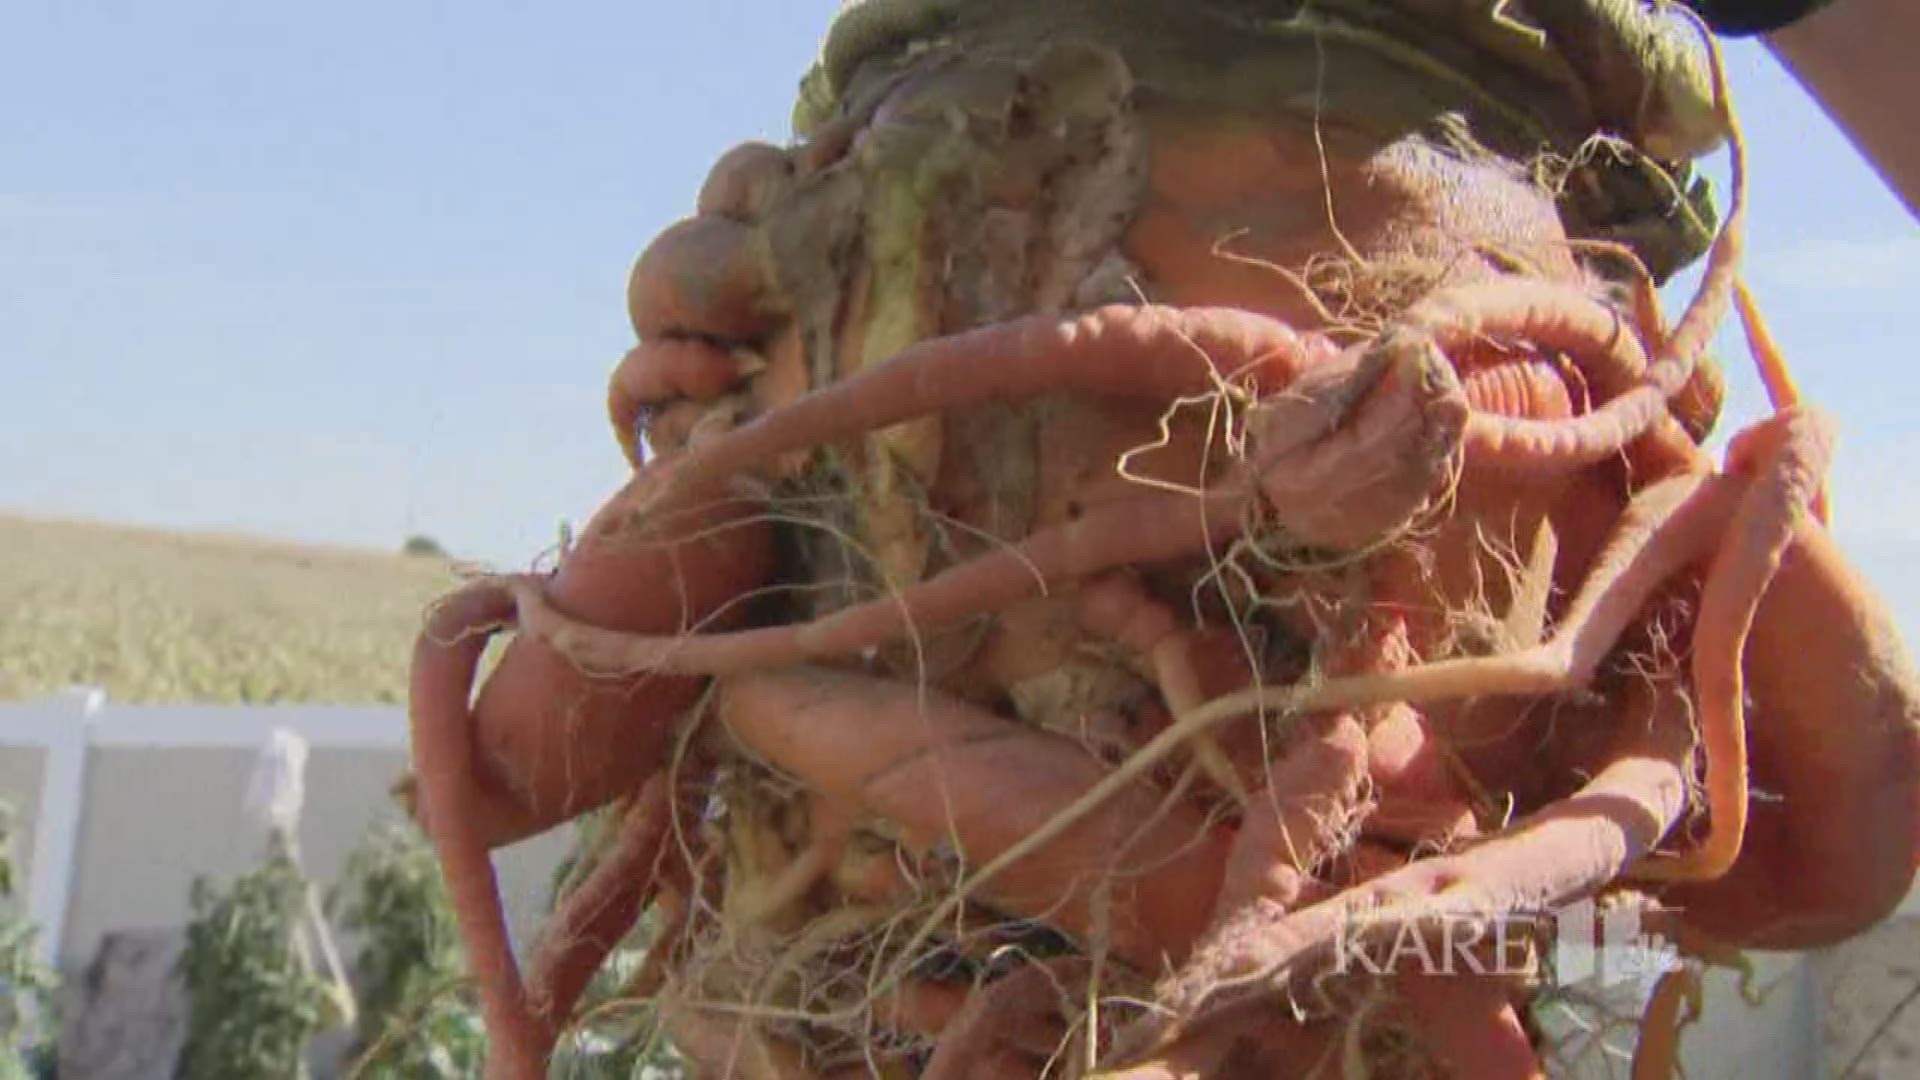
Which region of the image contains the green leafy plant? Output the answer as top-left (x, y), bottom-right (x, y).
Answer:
top-left (329, 820), bottom-right (483, 1079)
top-left (0, 802), bottom-right (55, 1080)
top-left (176, 835), bottom-right (347, 1080)
top-left (318, 811), bottom-right (687, 1079)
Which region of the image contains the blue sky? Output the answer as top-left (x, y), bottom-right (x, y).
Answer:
top-left (5, 3), bottom-right (1918, 639)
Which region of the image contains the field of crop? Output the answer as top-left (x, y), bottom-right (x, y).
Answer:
top-left (0, 514), bottom-right (460, 704)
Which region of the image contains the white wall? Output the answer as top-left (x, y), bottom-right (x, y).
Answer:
top-left (0, 694), bottom-right (568, 978)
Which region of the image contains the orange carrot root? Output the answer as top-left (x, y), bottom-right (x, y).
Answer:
top-left (411, 23), bottom-right (1916, 1075)
top-left (1630, 965), bottom-right (1703, 1080)
top-left (922, 959), bottom-right (1090, 1080)
top-left (527, 777), bottom-right (674, 1038)
top-left (662, 304), bottom-right (1340, 500)
top-left (1127, 678), bottom-right (1691, 1062)
top-left (470, 460), bottom-right (774, 847)
top-left (513, 332), bottom-right (1465, 681)
top-left (626, 214), bottom-right (786, 343)
top-left (718, 666), bottom-right (1231, 967)
top-left (1634, 408), bottom-right (1834, 883)
top-left (695, 140), bottom-right (794, 220)
top-left (512, 489), bottom-right (1243, 678)
top-left (1732, 277), bottom-right (1830, 524)
top-left (1215, 713), bottom-right (1368, 919)
top-left (407, 459), bottom-right (773, 1080)
top-left (1075, 572), bottom-right (1253, 801)
top-left (1396, 975), bottom-right (1544, 1080)
top-left (1402, 279), bottom-right (1691, 473)
top-left (608, 338), bottom-right (747, 465)
top-left (407, 580), bottom-right (550, 1080)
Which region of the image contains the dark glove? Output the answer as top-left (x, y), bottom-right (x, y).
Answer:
top-left (1676, 0), bottom-right (1841, 36)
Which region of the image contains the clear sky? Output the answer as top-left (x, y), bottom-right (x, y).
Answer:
top-left (5, 3), bottom-right (1918, 639)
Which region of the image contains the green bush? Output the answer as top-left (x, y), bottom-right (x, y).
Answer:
top-left (0, 803), bottom-right (55, 1080)
top-left (328, 821), bottom-right (483, 1079)
top-left (173, 812), bottom-right (689, 1079)
top-left (176, 837), bottom-right (345, 1080)
top-left (401, 535), bottom-right (450, 560)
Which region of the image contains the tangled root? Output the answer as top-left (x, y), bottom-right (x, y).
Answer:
top-left (421, 4), bottom-right (1882, 1077)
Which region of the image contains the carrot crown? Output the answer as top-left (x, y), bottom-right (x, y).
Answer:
top-left (798, 0), bottom-right (1726, 283)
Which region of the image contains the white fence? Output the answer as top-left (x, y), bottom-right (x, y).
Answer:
top-left (0, 691), bottom-right (566, 976)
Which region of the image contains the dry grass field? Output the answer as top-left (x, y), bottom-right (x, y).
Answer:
top-left (0, 514), bottom-right (460, 704)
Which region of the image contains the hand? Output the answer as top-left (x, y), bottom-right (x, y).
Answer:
top-left (1677, 0), bottom-right (1837, 35)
